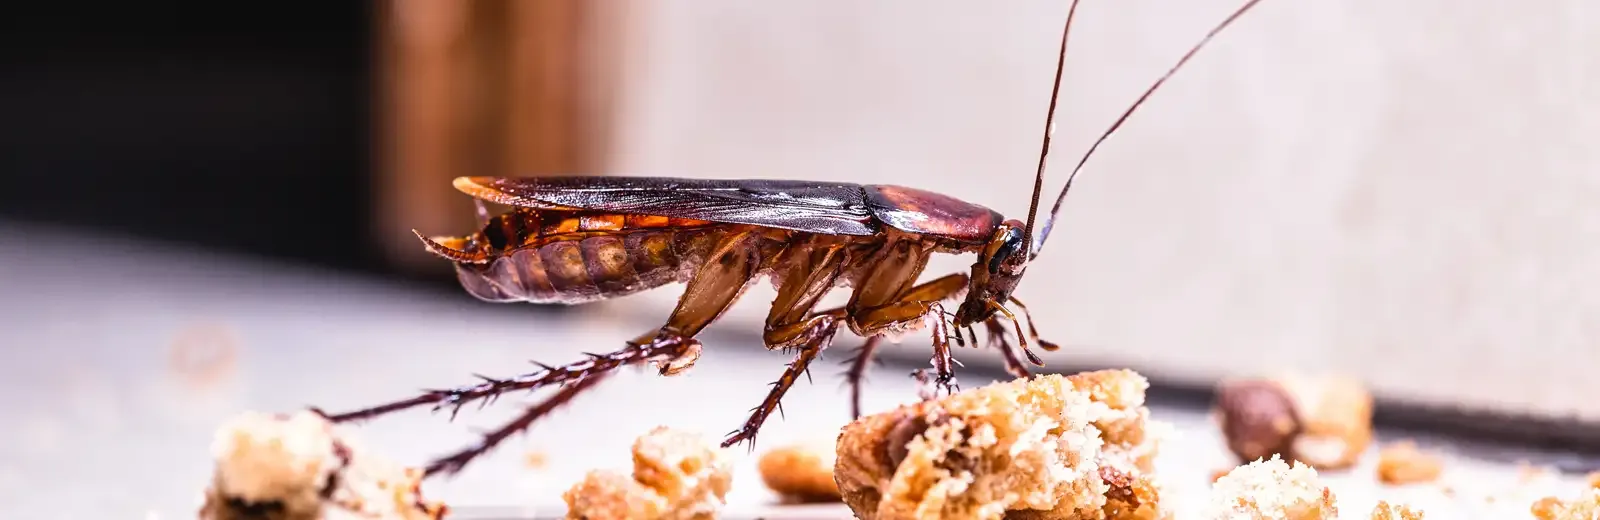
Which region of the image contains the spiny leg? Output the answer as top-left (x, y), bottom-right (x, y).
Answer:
top-left (320, 331), bottom-right (700, 424)
top-left (426, 371), bottom-right (611, 476)
top-left (846, 273), bottom-right (971, 398)
top-left (813, 272), bottom-right (972, 418)
top-left (728, 236), bottom-right (858, 449)
top-left (926, 302), bottom-right (961, 396)
top-left (1007, 296), bottom-right (1061, 352)
top-left (985, 317), bottom-right (1034, 379)
top-left (721, 315), bottom-right (842, 449)
top-left (841, 335), bottom-right (884, 419)
top-left (321, 229), bottom-right (765, 425)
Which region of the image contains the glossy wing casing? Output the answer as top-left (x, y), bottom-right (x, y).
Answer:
top-left (454, 176), bottom-right (880, 235)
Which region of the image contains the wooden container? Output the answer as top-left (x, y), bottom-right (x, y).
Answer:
top-left (371, 0), bottom-right (623, 275)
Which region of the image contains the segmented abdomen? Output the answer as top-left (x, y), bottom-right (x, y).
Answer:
top-left (454, 226), bottom-right (729, 304)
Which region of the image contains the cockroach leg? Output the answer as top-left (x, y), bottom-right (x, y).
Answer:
top-left (840, 273), bottom-right (971, 402)
top-left (984, 317), bottom-right (1034, 379)
top-left (722, 315), bottom-right (842, 449)
top-left (985, 300), bottom-right (1045, 369)
top-left (1007, 296), bottom-right (1050, 348)
top-left (926, 303), bottom-right (960, 396)
top-left (320, 331), bottom-right (700, 424)
top-left (425, 371), bottom-right (611, 477)
top-left (841, 335), bottom-right (885, 420)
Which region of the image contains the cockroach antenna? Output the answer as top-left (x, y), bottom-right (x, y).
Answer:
top-left (1019, 0), bottom-right (1080, 258)
top-left (1025, 0), bottom-right (1267, 260)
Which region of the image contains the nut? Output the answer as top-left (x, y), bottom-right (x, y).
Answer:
top-left (757, 440), bottom-right (840, 503)
top-left (1215, 379), bottom-right (1301, 463)
top-left (1375, 441), bottom-right (1442, 485)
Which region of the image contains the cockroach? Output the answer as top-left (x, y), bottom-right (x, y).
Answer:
top-left (321, 0), bottom-right (1266, 476)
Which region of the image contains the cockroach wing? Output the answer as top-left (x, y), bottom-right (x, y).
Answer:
top-left (453, 176), bottom-right (880, 235)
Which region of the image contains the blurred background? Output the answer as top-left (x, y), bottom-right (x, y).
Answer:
top-left (2, 0), bottom-right (1597, 517)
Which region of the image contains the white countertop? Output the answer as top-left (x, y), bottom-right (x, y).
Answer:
top-left (0, 223), bottom-right (1592, 519)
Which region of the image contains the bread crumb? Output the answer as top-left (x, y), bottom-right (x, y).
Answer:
top-left (833, 369), bottom-right (1166, 520)
top-left (1531, 488), bottom-right (1600, 520)
top-left (1210, 469), bottom-right (1232, 483)
top-left (1203, 455), bottom-right (1337, 520)
top-left (561, 426), bottom-right (732, 520)
top-left (1375, 441), bottom-right (1442, 485)
top-left (1369, 500), bottom-right (1425, 519)
top-left (196, 410), bottom-right (446, 520)
top-left (757, 440), bottom-right (841, 503)
top-left (524, 449), bottom-right (549, 470)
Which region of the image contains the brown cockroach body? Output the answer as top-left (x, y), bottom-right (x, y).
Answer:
top-left (324, 0), bottom-right (1267, 476)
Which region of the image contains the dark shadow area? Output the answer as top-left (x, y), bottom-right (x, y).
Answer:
top-left (0, 2), bottom-right (380, 273)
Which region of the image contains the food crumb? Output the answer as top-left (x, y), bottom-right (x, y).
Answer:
top-left (1369, 500), bottom-right (1425, 519)
top-left (1375, 440), bottom-right (1443, 485)
top-left (1531, 487), bottom-right (1600, 520)
top-left (560, 426), bottom-right (732, 520)
top-left (524, 449), bottom-right (548, 470)
top-left (196, 410), bottom-right (446, 520)
top-left (1203, 455), bottom-right (1337, 520)
top-left (834, 369), bottom-right (1166, 520)
top-left (756, 440), bottom-right (840, 503)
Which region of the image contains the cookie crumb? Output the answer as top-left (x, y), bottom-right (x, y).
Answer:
top-left (561, 426), bottom-right (732, 520)
top-left (834, 369), bottom-right (1166, 520)
top-left (1531, 488), bottom-right (1600, 520)
top-left (1203, 455), bottom-right (1337, 520)
top-left (524, 449), bottom-right (549, 470)
top-left (196, 410), bottom-right (446, 520)
top-left (1375, 441), bottom-right (1442, 485)
top-left (1369, 500), bottom-right (1425, 519)
top-left (757, 440), bottom-right (840, 503)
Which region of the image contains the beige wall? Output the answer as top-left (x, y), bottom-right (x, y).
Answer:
top-left (587, 0), bottom-right (1600, 420)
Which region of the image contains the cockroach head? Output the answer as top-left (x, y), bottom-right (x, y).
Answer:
top-left (955, 219), bottom-right (1029, 326)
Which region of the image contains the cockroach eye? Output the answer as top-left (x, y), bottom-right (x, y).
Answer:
top-left (987, 227), bottom-right (1025, 274)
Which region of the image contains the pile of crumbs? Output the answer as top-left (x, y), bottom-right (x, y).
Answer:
top-left (196, 369), bottom-right (1600, 519)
